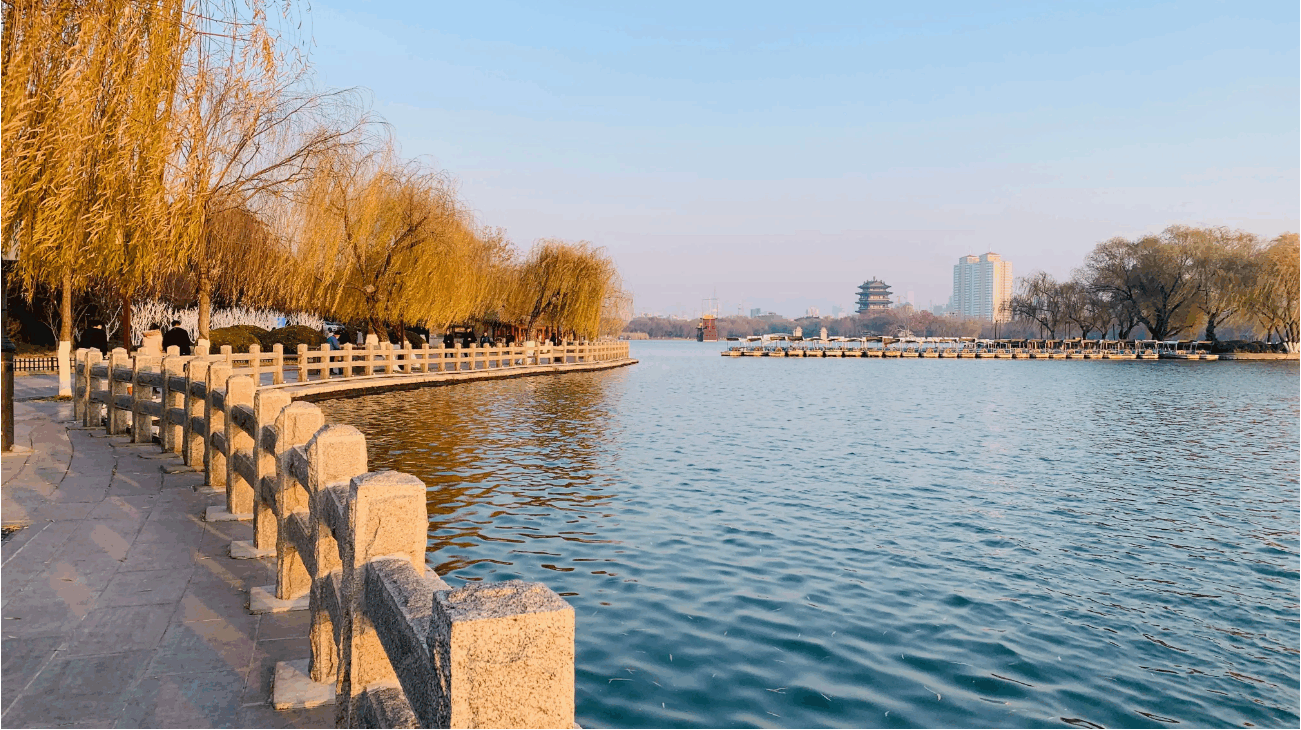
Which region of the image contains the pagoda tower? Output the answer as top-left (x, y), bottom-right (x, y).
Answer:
top-left (855, 279), bottom-right (893, 313)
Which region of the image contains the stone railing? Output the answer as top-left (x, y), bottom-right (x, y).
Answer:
top-left (292, 339), bottom-right (629, 382)
top-left (69, 340), bottom-right (630, 728)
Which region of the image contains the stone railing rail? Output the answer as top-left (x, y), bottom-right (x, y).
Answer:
top-left (292, 339), bottom-right (628, 382)
top-left (72, 337), bottom-right (630, 728)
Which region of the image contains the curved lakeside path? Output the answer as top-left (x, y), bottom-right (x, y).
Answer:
top-left (1, 373), bottom-right (330, 728)
top-left (1, 354), bottom-right (636, 728)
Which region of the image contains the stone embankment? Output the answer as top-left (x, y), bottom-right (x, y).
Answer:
top-left (4, 339), bottom-right (633, 728)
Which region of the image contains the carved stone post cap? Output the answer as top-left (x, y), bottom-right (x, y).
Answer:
top-left (306, 423), bottom-right (366, 453)
top-left (435, 580), bottom-right (571, 623)
top-left (350, 469), bottom-right (424, 493)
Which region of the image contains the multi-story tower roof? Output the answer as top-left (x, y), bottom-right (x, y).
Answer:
top-left (856, 279), bottom-right (893, 313)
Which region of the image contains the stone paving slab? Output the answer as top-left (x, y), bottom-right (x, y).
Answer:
top-left (1, 379), bottom-right (328, 729)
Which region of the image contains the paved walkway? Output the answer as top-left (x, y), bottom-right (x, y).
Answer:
top-left (2, 374), bottom-right (331, 728)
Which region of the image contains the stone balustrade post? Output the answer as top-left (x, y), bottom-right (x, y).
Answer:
top-left (252, 389), bottom-right (293, 553)
top-left (273, 403), bottom-right (324, 602)
top-left (305, 424), bottom-right (370, 685)
top-left (428, 581), bottom-right (575, 728)
top-left (158, 348), bottom-right (184, 455)
top-left (272, 343), bottom-right (285, 385)
top-left (223, 374), bottom-right (256, 516)
top-left (249, 344), bottom-right (262, 385)
top-left (107, 348), bottom-right (131, 435)
top-left (90, 348), bottom-right (109, 425)
top-left (78, 349), bottom-right (101, 426)
top-left (161, 349), bottom-right (186, 453)
top-left (319, 343), bottom-right (335, 379)
top-left (204, 362), bottom-right (233, 488)
top-left (131, 354), bottom-right (161, 443)
top-left (297, 344), bottom-right (309, 383)
top-left (336, 470), bottom-right (428, 727)
top-left (182, 358), bottom-right (212, 466)
top-left (73, 348), bottom-right (87, 422)
top-left (342, 344), bottom-right (354, 378)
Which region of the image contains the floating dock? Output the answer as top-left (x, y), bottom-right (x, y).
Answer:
top-left (723, 336), bottom-right (1223, 361)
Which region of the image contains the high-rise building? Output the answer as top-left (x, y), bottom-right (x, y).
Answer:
top-left (855, 279), bottom-right (893, 313)
top-left (951, 252), bottom-right (1013, 322)
top-left (749, 308), bottom-right (762, 318)
top-left (805, 306), bottom-right (820, 318)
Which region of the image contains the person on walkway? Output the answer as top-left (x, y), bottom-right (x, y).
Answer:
top-left (162, 320), bottom-right (192, 355)
top-left (326, 327), bottom-right (343, 376)
top-left (78, 321), bottom-right (109, 352)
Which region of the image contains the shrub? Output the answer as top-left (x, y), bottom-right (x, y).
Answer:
top-left (1211, 339), bottom-right (1270, 354)
top-left (260, 325), bottom-right (326, 352)
top-left (207, 326), bottom-right (262, 353)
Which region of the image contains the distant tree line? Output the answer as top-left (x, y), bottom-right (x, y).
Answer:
top-left (1011, 226), bottom-right (1298, 349)
top-left (624, 310), bottom-right (995, 340)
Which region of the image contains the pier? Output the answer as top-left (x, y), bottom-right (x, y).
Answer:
top-left (721, 336), bottom-right (1241, 360)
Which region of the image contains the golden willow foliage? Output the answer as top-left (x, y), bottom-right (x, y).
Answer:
top-left (503, 240), bottom-right (625, 340)
top-left (281, 146), bottom-right (629, 340)
top-left (285, 146), bottom-right (492, 334)
top-left (1245, 233), bottom-right (1299, 349)
top-left (2, 0), bottom-right (187, 314)
top-left (2, 0), bottom-right (631, 343)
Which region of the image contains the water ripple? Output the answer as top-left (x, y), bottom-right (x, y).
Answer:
top-left (321, 343), bottom-right (1299, 728)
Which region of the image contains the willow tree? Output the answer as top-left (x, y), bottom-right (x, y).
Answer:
top-left (168, 0), bottom-right (365, 340)
top-left (287, 146), bottom-right (490, 335)
top-left (505, 240), bottom-right (622, 340)
top-left (3, 0), bottom-right (187, 393)
top-left (599, 274), bottom-right (633, 338)
top-left (1245, 233), bottom-right (1299, 351)
top-left (1186, 227), bottom-right (1259, 342)
top-left (1085, 229), bottom-right (1200, 341)
top-left (1010, 271), bottom-right (1066, 338)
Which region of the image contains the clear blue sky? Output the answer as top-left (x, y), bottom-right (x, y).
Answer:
top-left (307, 0), bottom-right (1299, 318)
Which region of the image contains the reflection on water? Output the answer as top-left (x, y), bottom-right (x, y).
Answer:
top-left (321, 344), bottom-right (1300, 729)
top-left (321, 375), bottom-right (623, 578)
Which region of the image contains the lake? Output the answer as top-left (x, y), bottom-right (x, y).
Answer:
top-left (319, 341), bottom-right (1299, 728)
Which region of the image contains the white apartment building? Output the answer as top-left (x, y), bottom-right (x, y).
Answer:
top-left (951, 252), bottom-right (1013, 322)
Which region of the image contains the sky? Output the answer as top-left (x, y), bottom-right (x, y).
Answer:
top-left (306, 0), bottom-right (1299, 318)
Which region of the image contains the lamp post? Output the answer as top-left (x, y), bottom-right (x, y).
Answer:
top-left (2, 254), bottom-right (16, 451)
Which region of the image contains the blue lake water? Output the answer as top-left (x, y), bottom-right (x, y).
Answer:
top-left (320, 341), bottom-right (1300, 728)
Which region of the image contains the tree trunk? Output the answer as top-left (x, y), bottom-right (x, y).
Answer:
top-left (1204, 315), bottom-right (1219, 343)
top-left (120, 292), bottom-right (132, 351)
top-left (57, 271), bottom-right (73, 397)
top-left (197, 273), bottom-right (212, 342)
